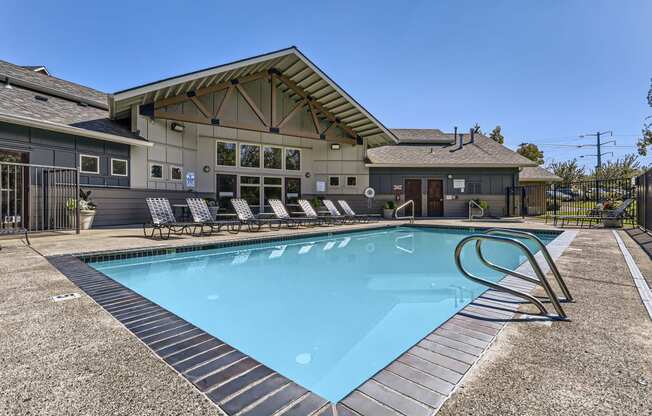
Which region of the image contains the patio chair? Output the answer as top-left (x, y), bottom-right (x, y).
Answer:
top-left (144, 198), bottom-right (197, 239)
top-left (267, 199), bottom-right (307, 228)
top-left (186, 198), bottom-right (241, 235)
top-left (231, 198), bottom-right (280, 231)
top-left (322, 199), bottom-right (349, 223)
top-left (297, 199), bottom-right (332, 225)
top-left (338, 200), bottom-right (380, 223)
top-left (554, 198), bottom-right (634, 228)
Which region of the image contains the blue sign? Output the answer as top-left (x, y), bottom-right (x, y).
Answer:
top-left (185, 171), bottom-right (195, 188)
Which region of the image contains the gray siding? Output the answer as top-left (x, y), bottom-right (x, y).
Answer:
top-left (369, 167), bottom-right (518, 217)
top-left (90, 188), bottom-right (212, 227)
top-left (0, 121), bottom-right (130, 187)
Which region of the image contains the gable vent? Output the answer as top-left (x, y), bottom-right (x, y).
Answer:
top-left (34, 95), bottom-right (49, 102)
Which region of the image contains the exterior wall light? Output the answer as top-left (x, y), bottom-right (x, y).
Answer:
top-left (170, 122), bottom-right (185, 133)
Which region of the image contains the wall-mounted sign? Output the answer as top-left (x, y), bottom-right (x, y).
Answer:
top-left (453, 179), bottom-right (465, 189)
top-left (185, 172), bottom-right (196, 188)
top-left (316, 181), bottom-right (326, 192)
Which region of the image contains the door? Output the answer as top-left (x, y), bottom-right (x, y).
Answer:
top-left (404, 179), bottom-right (422, 217)
top-left (427, 179), bottom-right (444, 217)
top-left (216, 174), bottom-right (237, 212)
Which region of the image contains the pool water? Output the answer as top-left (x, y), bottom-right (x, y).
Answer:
top-left (91, 226), bottom-right (556, 403)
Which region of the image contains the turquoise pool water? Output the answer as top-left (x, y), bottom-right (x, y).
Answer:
top-left (91, 226), bottom-right (556, 403)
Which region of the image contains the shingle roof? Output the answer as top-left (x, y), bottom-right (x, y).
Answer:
top-left (0, 60), bottom-right (139, 140)
top-left (390, 128), bottom-right (452, 144)
top-left (0, 60), bottom-right (106, 106)
top-left (519, 166), bottom-right (562, 182)
top-left (367, 129), bottom-right (537, 168)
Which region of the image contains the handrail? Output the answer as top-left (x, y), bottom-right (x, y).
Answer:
top-left (394, 200), bottom-right (415, 224)
top-left (468, 200), bottom-right (484, 220)
top-left (484, 228), bottom-right (573, 301)
top-left (454, 234), bottom-right (567, 318)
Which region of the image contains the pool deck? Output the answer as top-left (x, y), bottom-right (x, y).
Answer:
top-left (2, 220), bottom-right (651, 415)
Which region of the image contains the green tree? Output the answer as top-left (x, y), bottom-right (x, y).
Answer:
top-left (636, 78), bottom-right (652, 155)
top-left (590, 154), bottom-right (642, 179)
top-left (517, 143), bottom-right (544, 165)
top-left (547, 159), bottom-right (585, 184)
top-left (489, 126), bottom-right (504, 144)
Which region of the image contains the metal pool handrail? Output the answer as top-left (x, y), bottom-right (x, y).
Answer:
top-left (394, 200), bottom-right (415, 224)
top-left (483, 228), bottom-right (573, 302)
top-left (454, 234), bottom-right (567, 318)
top-left (468, 199), bottom-right (484, 220)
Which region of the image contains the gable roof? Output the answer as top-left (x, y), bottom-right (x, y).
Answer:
top-left (0, 60), bottom-right (150, 147)
top-left (366, 129), bottom-right (537, 168)
top-left (111, 46), bottom-right (398, 146)
top-left (519, 166), bottom-right (562, 182)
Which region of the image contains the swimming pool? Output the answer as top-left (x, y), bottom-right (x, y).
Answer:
top-left (90, 226), bottom-right (557, 403)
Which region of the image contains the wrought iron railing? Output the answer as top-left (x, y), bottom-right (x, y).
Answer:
top-left (0, 161), bottom-right (79, 234)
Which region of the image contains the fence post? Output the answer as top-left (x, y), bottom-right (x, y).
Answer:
top-left (553, 183), bottom-right (557, 218)
top-left (75, 169), bottom-right (80, 234)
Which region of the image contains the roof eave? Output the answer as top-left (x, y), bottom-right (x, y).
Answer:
top-left (0, 112), bottom-right (152, 148)
top-left (366, 162), bottom-right (533, 168)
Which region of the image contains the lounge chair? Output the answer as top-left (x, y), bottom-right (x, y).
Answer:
top-left (554, 198), bottom-right (634, 228)
top-left (268, 199), bottom-right (307, 228)
top-left (186, 198), bottom-right (241, 235)
top-left (144, 198), bottom-right (196, 239)
top-left (297, 199), bottom-right (332, 225)
top-left (338, 200), bottom-right (380, 223)
top-left (322, 200), bottom-right (349, 223)
top-left (231, 198), bottom-right (280, 231)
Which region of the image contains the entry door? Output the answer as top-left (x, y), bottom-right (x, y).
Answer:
top-left (427, 179), bottom-right (444, 217)
top-left (216, 174), bottom-right (237, 212)
top-left (404, 179), bottom-right (422, 217)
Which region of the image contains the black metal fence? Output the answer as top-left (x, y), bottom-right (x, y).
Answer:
top-left (506, 178), bottom-right (637, 224)
top-left (636, 169), bottom-right (652, 231)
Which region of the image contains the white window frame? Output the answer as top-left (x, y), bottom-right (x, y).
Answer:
top-left (263, 145), bottom-right (283, 170)
top-left (79, 154), bottom-right (100, 174)
top-left (239, 143), bottom-right (262, 169)
top-left (170, 165), bottom-right (183, 182)
top-left (110, 158), bottom-right (128, 177)
top-left (149, 163), bottom-right (164, 180)
top-left (329, 176), bottom-right (340, 187)
top-left (346, 176), bottom-right (357, 187)
top-left (239, 175), bottom-right (262, 209)
top-left (285, 147), bottom-right (302, 171)
top-left (215, 140), bottom-right (238, 167)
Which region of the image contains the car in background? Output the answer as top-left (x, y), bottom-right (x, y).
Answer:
top-left (546, 190), bottom-right (572, 201)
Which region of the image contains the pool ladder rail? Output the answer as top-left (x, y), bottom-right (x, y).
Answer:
top-left (454, 228), bottom-right (573, 319)
top-left (394, 200), bottom-right (415, 224)
top-left (468, 199), bottom-right (484, 221)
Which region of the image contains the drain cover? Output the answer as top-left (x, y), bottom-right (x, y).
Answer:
top-left (52, 293), bottom-right (81, 302)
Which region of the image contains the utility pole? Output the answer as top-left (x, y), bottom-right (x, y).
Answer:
top-left (596, 131), bottom-right (601, 169)
top-left (580, 130), bottom-right (613, 171)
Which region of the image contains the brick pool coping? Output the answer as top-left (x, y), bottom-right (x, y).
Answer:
top-left (47, 225), bottom-right (575, 416)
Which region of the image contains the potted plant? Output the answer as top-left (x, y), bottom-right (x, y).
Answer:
top-left (472, 199), bottom-right (489, 217)
top-left (67, 189), bottom-right (97, 230)
top-left (383, 201), bottom-right (396, 219)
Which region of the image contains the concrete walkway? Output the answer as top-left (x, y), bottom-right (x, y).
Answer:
top-left (1, 222), bottom-right (650, 415)
top-left (438, 229), bottom-right (652, 416)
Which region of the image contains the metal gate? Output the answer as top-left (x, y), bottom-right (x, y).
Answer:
top-left (0, 162), bottom-right (79, 233)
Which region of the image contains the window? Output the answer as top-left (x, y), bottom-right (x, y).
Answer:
top-left (149, 163), bottom-right (163, 179)
top-left (329, 176), bottom-right (340, 187)
top-left (263, 177), bottom-right (283, 212)
top-left (263, 146), bottom-right (283, 170)
top-left (285, 177), bottom-right (301, 205)
top-left (240, 144), bottom-right (260, 168)
top-left (216, 141), bottom-right (236, 166)
top-left (239, 176), bottom-right (261, 212)
top-left (346, 176), bottom-right (357, 187)
top-left (79, 154), bottom-right (99, 174)
top-left (111, 159), bottom-right (128, 176)
top-left (285, 148), bottom-right (301, 171)
top-left (170, 166), bottom-right (183, 181)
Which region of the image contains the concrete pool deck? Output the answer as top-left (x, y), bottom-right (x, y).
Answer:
top-left (1, 220), bottom-right (651, 415)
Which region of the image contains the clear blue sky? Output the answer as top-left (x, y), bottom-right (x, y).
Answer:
top-left (2, 0), bottom-right (651, 170)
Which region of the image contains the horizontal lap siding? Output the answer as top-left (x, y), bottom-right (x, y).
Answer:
top-left (90, 188), bottom-right (212, 226)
